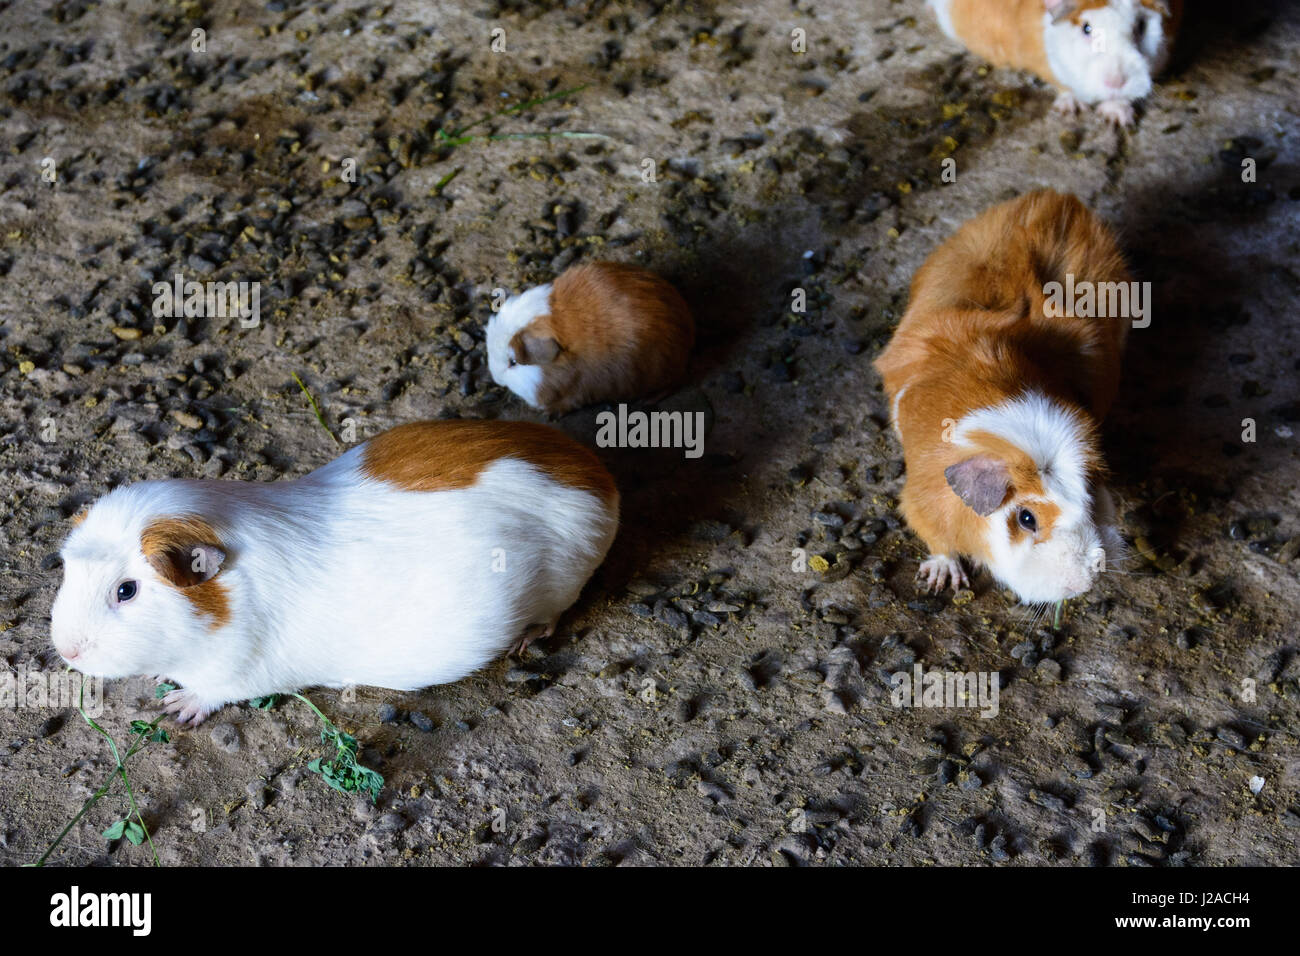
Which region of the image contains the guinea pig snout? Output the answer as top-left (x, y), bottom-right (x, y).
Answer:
top-left (50, 608), bottom-right (87, 663)
top-left (51, 630), bottom-right (84, 663)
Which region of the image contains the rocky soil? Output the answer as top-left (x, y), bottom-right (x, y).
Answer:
top-left (0, 0), bottom-right (1297, 866)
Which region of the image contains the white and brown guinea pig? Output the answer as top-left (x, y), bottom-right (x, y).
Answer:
top-left (874, 189), bottom-right (1128, 605)
top-left (486, 260), bottom-right (694, 415)
top-left (928, 0), bottom-right (1183, 126)
top-left (50, 420), bottom-right (619, 725)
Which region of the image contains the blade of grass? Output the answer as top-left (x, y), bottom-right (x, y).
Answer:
top-left (443, 84), bottom-right (588, 140)
top-left (484, 131), bottom-right (610, 142)
top-left (432, 166), bottom-right (462, 194)
top-left (291, 372), bottom-right (340, 445)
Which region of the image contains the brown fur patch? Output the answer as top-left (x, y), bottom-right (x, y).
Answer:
top-left (525, 262), bottom-right (694, 415)
top-left (361, 419), bottom-right (619, 504)
top-left (70, 508), bottom-right (88, 527)
top-left (947, 0), bottom-right (1059, 81)
top-left (874, 190), bottom-right (1121, 564)
top-left (140, 515), bottom-right (231, 629)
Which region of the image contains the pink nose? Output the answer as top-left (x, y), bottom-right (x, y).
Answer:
top-left (1104, 73), bottom-right (1125, 90)
top-left (56, 643), bottom-right (80, 661)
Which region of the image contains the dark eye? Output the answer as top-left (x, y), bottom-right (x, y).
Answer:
top-left (507, 357), bottom-right (517, 368)
top-left (116, 580), bottom-right (138, 603)
top-left (1082, 22), bottom-right (1092, 35)
top-left (1018, 509), bottom-right (1038, 533)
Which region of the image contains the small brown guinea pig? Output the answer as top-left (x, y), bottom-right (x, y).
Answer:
top-left (486, 261), bottom-right (695, 415)
top-left (875, 189), bottom-right (1130, 606)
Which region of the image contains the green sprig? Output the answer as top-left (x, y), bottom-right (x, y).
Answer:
top-left (32, 677), bottom-right (168, 866)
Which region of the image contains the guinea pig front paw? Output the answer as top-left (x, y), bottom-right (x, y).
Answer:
top-left (1052, 90), bottom-right (1081, 116)
top-left (917, 554), bottom-right (969, 594)
top-left (160, 688), bottom-right (216, 727)
top-left (511, 621), bottom-right (556, 656)
top-left (1096, 99), bottom-right (1135, 128)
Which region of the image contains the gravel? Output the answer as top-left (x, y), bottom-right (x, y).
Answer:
top-left (0, 0), bottom-right (1297, 868)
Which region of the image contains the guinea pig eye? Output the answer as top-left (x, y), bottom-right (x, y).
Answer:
top-left (1081, 22), bottom-right (1092, 36)
top-left (1017, 509), bottom-right (1038, 533)
top-left (507, 357), bottom-right (517, 368)
top-left (115, 580), bottom-right (138, 603)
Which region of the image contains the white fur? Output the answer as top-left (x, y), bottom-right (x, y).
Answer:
top-left (51, 444), bottom-right (618, 720)
top-left (953, 391), bottom-right (1118, 604)
top-left (891, 385), bottom-right (909, 438)
top-left (927, 0), bottom-right (958, 40)
top-left (485, 283), bottom-right (553, 408)
top-left (1042, 0), bottom-right (1172, 107)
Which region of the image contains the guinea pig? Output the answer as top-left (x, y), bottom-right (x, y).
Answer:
top-left (874, 189), bottom-right (1129, 605)
top-left (485, 260), bottom-right (695, 415)
top-left (927, 0), bottom-right (1183, 126)
top-left (50, 420), bottom-right (619, 725)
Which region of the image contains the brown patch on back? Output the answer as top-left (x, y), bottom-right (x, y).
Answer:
top-left (140, 515), bottom-right (231, 629)
top-left (947, 0), bottom-right (1057, 82)
top-left (525, 261), bottom-right (695, 414)
top-left (361, 420), bottom-right (618, 505)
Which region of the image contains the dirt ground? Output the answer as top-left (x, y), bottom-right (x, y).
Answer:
top-left (1, 0), bottom-right (1298, 867)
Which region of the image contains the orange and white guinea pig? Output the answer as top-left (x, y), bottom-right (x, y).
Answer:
top-left (50, 420), bottom-right (619, 725)
top-left (486, 261), bottom-right (695, 415)
top-left (874, 189), bottom-right (1129, 605)
top-left (927, 0), bottom-right (1183, 126)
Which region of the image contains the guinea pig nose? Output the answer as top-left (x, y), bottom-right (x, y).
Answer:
top-left (1104, 72), bottom-right (1125, 89)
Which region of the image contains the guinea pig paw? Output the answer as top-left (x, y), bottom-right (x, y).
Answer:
top-left (1096, 99), bottom-right (1135, 128)
top-left (1052, 90), bottom-right (1081, 116)
top-left (918, 555), bottom-right (968, 594)
top-left (160, 688), bottom-right (213, 726)
top-left (511, 621), bottom-right (555, 657)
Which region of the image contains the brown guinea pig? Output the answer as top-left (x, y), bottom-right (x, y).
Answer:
top-left (486, 261), bottom-right (695, 415)
top-left (874, 189), bottom-right (1131, 605)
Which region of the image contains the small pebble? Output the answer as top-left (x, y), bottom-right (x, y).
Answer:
top-left (209, 722), bottom-right (240, 754)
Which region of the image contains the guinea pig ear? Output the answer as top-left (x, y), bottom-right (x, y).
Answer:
top-left (1043, 0), bottom-right (1076, 22)
top-left (509, 329), bottom-right (561, 366)
top-left (944, 456), bottom-right (1012, 517)
top-left (141, 517), bottom-right (226, 588)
